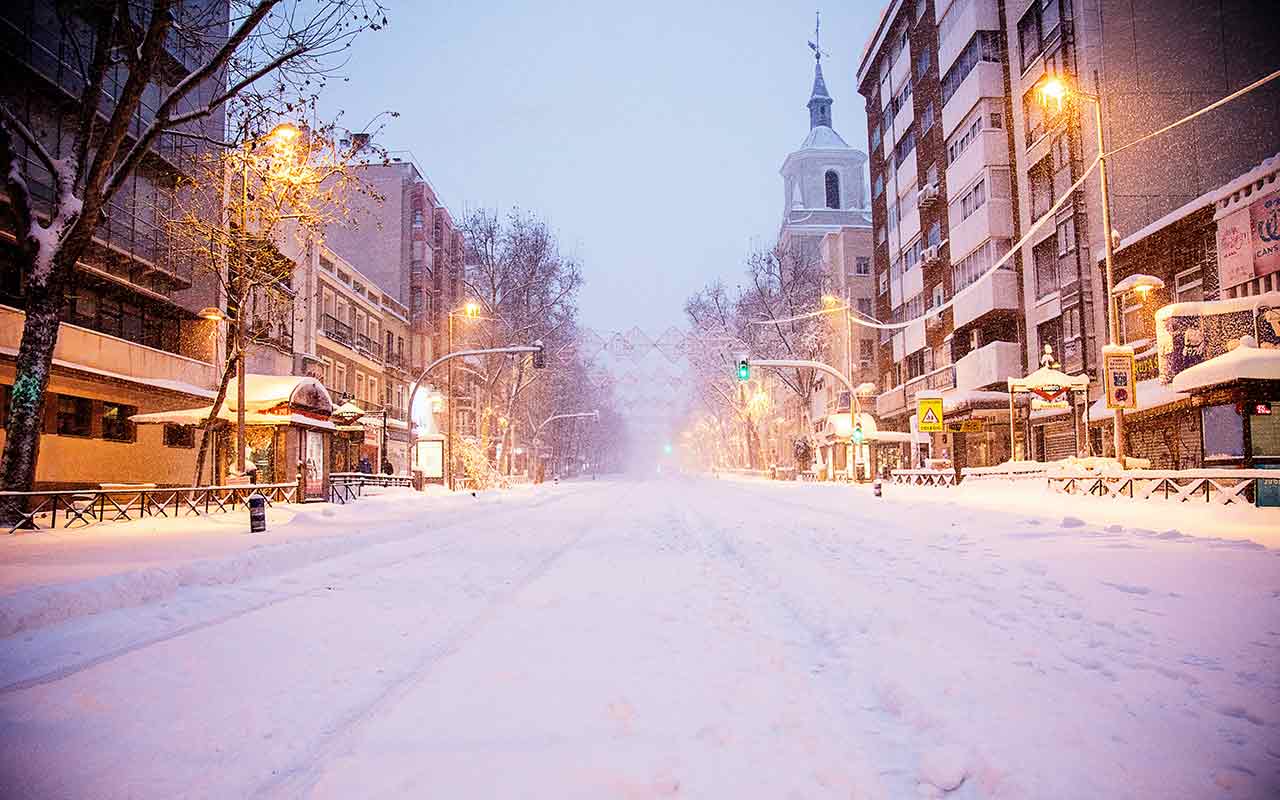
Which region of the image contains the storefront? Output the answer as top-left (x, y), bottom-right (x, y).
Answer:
top-left (131, 375), bottom-right (335, 498)
top-left (1169, 341), bottom-right (1280, 469)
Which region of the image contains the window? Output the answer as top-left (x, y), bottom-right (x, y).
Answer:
top-left (941, 31), bottom-right (1001, 105)
top-left (101, 402), bottom-right (136, 442)
top-left (356, 372), bottom-right (366, 402)
top-left (952, 239), bottom-right (1011, 291)
top-left (920, 102), bottom-right (935, 132)
top-left (335, 363), bottom-right (347, 395)
top-left (928, 221), bottom-right (942, 247)
top-left (56, 395), bottom-right (92, 437)
top-left (926, 162), bottom-right (938, 188)
top-left (887, 200), bottom-right (899, 234)
top-left (1062, 306), bottom-right (1081, 341)
top-left (876, 225), bottom-right (886, 245)
top-left (825, 170), bottom-right (841, 209)
top-left (319, 255), bottom-right (335, 272)
top-left (1056, 217), bottom-right (1077, 256)
top-left (955, 178), bottom-right (987, 221)
top-left (871, 125), bottom-right (882, 149)
top-left (1018, 4), bottom-right (1042, 72)
top-left (931, 283), bottom-right (944, 308)
top-left (1252, 403), bottom-right (1280, 457)
top-left (1175, 266), bottom-right (1204, 302)
top-left (860, 340), bottom-right (875, 361)
top-left (163, 424), bottom-right (194, 448)
top-left (1029, 155), bottom-right (1054, 219)
top-left (1201, 404), bottom-right (1245, 460)
top-left (1037, 318), bottom-right (1062, 361)
top-left (857, 298), bottom-right (874, 316)
top-left (916, 48), bottom-right (931, 79)
top-left (873, 173), bottom-right (884, 199)
top-left (412, 208), bottom-right (424, 228)
top-left (906, 349), bottom-right (926, 379)
top-left (879, 272), bottom-right (889, 295)
top-left (855, 257), bottom-right (871, 276)
top-left (1033, 235), bottom-right (1059, 297)
top-left (894, 126), bottom-right (917, 169)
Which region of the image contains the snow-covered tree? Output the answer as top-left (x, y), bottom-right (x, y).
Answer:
top-left (0, 0), bottom-right (388, 514)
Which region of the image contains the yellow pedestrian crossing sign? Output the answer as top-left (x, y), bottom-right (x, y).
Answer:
top-left (918, 397), bottom-right (944, 432)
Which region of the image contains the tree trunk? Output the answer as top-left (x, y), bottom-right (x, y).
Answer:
top-left (0, 227), bottom-right (86, 526)
top-left (191, 342), bottom-right (240, 487)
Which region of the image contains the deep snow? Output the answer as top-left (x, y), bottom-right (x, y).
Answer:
top-left (1, 477), bottom-right (1277, 798)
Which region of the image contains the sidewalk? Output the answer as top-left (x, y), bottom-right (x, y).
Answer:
top-left (0, 484), bottom-right (543, 638)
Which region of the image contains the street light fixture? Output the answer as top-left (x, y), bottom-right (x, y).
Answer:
top-left (444, 302), bottom-right (488, 490)
top-left (1035, 74), bottom-right (1127, 462)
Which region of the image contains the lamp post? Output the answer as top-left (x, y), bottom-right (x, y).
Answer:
top-left (220, 122), bottom-right (301, 476)
top-left (446, 302), bottom-right (481, 490)
top-left (1036, 76), bottom-right (1126, 462)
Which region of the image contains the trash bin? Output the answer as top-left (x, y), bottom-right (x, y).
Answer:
top-left (248, 492), bottom-right (267, 533)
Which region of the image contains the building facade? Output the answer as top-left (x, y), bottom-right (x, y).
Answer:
top-left (858, 0), bottom-right (1279, 467)
top-left (0, 0), bottom-right (230, 488)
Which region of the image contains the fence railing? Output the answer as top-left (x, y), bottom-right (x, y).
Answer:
top-left (890, 468), bottom-right (960, 487)
top-left (0, 483), bottom-right (299, 535)
top-left (328, 472), bottom-right (414, 504)
top-left (1047, 469), bottom-right (1276, 506)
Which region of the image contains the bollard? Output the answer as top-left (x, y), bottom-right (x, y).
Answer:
top-left (248, 492), bottom-right (267, 533)
top-left (873, 479), bottom-right (882, 498)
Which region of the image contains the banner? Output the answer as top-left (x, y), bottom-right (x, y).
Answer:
top-left (1216, 184), bottom-right (1280, 291)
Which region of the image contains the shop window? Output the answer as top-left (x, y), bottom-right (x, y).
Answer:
top-left (54, 395), bottom-right (93, 437)
top-left (101, 402), bottom-right (136, 442)
top-left (163, 424), bottom-right (195, 448)
top-left (1201, 404), bottom-right (1244, 460)
top-left (1250, 403), bottom-right (1280, 458)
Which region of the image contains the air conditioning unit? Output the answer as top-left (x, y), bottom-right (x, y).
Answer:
top-left (917, 184), bottom-right (940, 208)
top-left (922, 244), bottom-right (941, 263)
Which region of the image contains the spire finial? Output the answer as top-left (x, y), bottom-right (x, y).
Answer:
top-left (808, 11), bottom-right (828, 64)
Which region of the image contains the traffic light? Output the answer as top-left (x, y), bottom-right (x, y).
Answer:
top-left (852, 423), bottom-right (864, 444)
top-left (532, 343), bottom-right (545, 369)
top-left (737, 359), bottom-right (750, 381)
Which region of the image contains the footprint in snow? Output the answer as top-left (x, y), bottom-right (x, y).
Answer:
top-left (1218, 705), bottom-right (1265, 726)
top-left (1104, 524), bottom-right (1124, 533)
top-left (1101, 580), bottom-right (1151, 595)
top-left (917, 744), bottom-right (969, 794)
top-left (1061, 516), bottom-right (1086, 528)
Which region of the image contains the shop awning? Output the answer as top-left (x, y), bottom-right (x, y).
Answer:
top-left (130, 374), bottom-right (336, 431)
top-left (130, 405), bottom-right (337, 431)
top-left (1087, 378), bottom-right (1190, 419)
top-left (1170, 341), bottom-right (1280, 393)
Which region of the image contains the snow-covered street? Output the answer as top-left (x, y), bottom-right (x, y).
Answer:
top-left (1, 478), bottom-right (1278, 799)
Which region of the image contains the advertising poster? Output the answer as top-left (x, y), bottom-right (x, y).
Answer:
top-left (1105, 350), bottom-right (1137, 409)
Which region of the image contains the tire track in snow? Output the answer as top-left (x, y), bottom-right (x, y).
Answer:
top-left (0, 482), bottom-right (605, 695)
top-left (250, 483), bottom-right (632, 799)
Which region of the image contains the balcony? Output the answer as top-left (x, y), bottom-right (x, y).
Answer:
top-left (945, 130), bottom-right (1010, 204)
top-left (955, 340), bottom-right (1022, 390)
top-left (321, 313), bottom-right (353, 346)
top-left (950, 197), bottom-right (1014, 262)
top-left (942, 61), bottom-right (1004, 139)
top-left (906, 365), bottom-right (957, 404)
top-left (938, 0), bottom-right (1001, 74)
top-left (356, 333), bottom-right (382, 361)
top-left (877, 384), bottom-right (907, 418)
top-left (0, 305), bottom-right (216, 394)
top-left (953, 268), bottom-right (1021, 328)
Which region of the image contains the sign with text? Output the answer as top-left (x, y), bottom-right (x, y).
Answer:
top-left (917, 397), bottom-right (944, 432)
top-left (1216, 185), bottom-right (1280, 291)
top-left (945, 419), bottom-right (985, 433)
top-left (1104, 350), bottom-right (1137, 410)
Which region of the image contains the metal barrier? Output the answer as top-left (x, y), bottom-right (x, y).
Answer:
top-left (328, 473), bottom-right (414, 504)
top-left (890, 469), bottom-right (960, 487)
top-left (960, 463), bottom-right (1052, 482)
top-left (1047, 469), bottom-right (1275, 506)
top-left (0, 482), bottom-right (299, 534)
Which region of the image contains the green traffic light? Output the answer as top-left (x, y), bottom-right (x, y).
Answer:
top-left (663, 443), bottom-right (673, 455)
top-left (852, 425), bottom-right (864, 444)
top-left (737, 361), bottom-right (749, 381)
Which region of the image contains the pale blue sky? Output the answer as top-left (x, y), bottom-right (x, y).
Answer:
top-left (319, 1), bottom-right (882, 333)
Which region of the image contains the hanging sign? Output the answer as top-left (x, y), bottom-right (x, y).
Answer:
top-left (1104, 349), bottom-right (1137, 410)
top-left (917, 397), bottom-right (944, 432)
top-left (945, 419), bottom-right (984, 433)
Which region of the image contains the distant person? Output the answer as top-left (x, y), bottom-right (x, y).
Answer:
top-left (382, 458), bottom-right (393, 475)
top-left (358, 455), bottom-right (372, 474)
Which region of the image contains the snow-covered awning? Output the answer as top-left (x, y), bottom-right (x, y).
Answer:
top-left (1170, 342), bottom-right (1280, 393)
top-left (130, 405), bottom-right (337, 431)
top-left (1087, 378), bottom-right (1190, 419)
top-left (1008, 365), bottom-right (1089, 394)
top-left (130, 374), bottom-right (336, 431)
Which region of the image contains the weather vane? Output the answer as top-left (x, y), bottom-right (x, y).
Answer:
top-left (808, 10), bottom-right (828, 63)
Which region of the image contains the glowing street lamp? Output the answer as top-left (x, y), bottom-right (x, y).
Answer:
top-left (1035, 74), bottom-right (1128, 462)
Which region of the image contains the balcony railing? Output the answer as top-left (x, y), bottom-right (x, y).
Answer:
top-left (356, 333), bottom-right (382, 360)
top-left (322, 313), bottom-right (353, 345)
top-left (904, 365), bottom-right (957, 403)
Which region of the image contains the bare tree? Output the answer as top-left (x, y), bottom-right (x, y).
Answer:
top-left (0, 0), bottom-right (387, 513)
top-left (459, 208), bottom-right (583, 474)
top-left (164, 124), bottom-right (380, 485)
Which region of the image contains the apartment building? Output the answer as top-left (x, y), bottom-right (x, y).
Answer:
top-left (0, 0), bottom-right (230, 488)
top-left (859, 0), bottom-right (1278, 466)
top-left (859, 0), bottom-right (1023, 469)
top-left (281, 243), bottom-right (414, 472)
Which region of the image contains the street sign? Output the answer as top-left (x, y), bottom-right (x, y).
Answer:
top-left (918, 397), bottom-right (944, 432)
top-left (944, 419), bottom-right (984, 433)
top-left (1104, 349), bottom-right (1137, 409)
